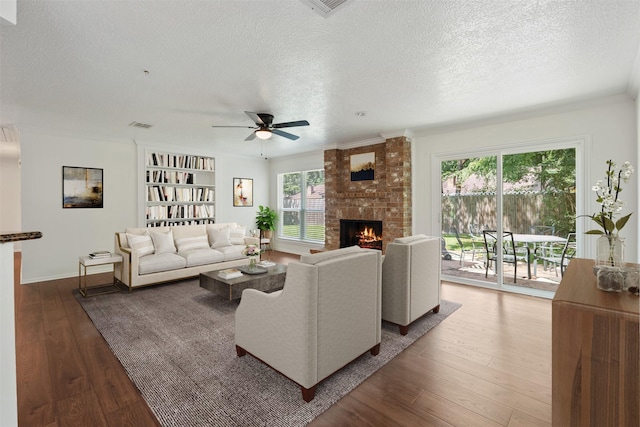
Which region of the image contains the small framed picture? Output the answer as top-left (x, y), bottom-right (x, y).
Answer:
top-left (63, 166), bottom-right (104, 208)
top-left (233, 178), bottom-right (253, 207)
top-left (350, 152), bottom-right (375, 181)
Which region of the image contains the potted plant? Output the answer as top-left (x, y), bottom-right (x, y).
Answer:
top-left (255, 205), bottom-right (279, 239)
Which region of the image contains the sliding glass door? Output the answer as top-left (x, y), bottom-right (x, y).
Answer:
top-left (441, 155), bottom-right (498, 286)
top-left (439, 143), bottom-right (579, 297)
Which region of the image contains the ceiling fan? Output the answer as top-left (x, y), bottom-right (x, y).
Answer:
top-left (212, 111), bottom-right (310, 141)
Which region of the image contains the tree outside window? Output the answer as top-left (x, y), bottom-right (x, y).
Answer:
top-left (280, 170), bottom-right (325, 242)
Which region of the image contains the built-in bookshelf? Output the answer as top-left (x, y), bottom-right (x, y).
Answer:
top-left (144, 150), bottom-right (215, 227)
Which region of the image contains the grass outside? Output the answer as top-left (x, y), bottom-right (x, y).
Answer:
top-left (442, 233), bottom-right (477, 252)
top-left (281, 224), bottom-right (325, 242)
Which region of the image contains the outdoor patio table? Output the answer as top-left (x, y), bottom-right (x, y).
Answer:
top-left (512, 234), bottom-right (567, 278)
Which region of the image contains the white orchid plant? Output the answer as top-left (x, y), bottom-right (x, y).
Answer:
top-left (586, 159), bottom-right (634, 238)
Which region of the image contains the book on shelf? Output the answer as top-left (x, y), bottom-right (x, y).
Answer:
top-left (90, 251), bottom-right (111, 258)
top-left (218, 268), bottom-right (243, 279)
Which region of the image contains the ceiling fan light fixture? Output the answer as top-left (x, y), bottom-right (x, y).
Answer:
top-left (255, 129), bottom-right (272, 140)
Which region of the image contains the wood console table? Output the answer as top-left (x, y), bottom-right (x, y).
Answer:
top-left (552, 258), bottom-right (639, 426)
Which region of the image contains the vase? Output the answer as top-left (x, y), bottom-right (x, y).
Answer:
top-left (248, 256), bottom-right (257, 271)
top-left (596, 235), bottom-right (624, 267)
top-left (595, 235), bottom-right (625, 291)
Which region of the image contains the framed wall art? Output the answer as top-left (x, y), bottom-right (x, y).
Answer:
top-left (350, 152), bottom-right (375, 181)
top-left (233, 177), bottom-right (253, 207)
top-left (62, 166), bottom-right (104, 208)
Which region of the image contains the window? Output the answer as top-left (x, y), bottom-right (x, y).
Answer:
top-left (279, 170), bottom-right (325, 242)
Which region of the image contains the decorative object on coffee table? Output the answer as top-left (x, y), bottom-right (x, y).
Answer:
top-left (242, 243), bottom-right (261, 272)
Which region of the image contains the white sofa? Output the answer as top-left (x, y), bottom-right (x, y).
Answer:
top-left (235, 246), bottom-right (382, 402)
top-left (114, 223), bottom-right (257, 290)
top-left (382, 234), bottom-right (441, 335)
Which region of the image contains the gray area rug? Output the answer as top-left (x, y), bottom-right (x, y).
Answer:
top-left (75, 279), bottom-right (461, 426)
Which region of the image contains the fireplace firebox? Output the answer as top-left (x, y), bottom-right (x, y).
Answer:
top-left (340, 219), bottom-right (383, 250)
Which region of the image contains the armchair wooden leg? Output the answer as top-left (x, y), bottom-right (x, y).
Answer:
top-left (370, 343), bottom-right (380, 356)
top-left (302, 385), bottom-right (316, 402)
top-left (432, 304), bottom-right (440, 314)
top-left (398, 324), bottom-right (409, 335)
top-left (235, 345), bottom-right (247, 357)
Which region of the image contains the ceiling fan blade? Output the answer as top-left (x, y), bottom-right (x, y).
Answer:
top-left (272, 129), bottom-right (300, 141)
top-left (211, 125), bottom-right (256, 128)
top-left (272, 120), bottom-right (310, 129)
top-left (244, 131), bottom-right (257, 141)
top-left (244, 111), bottom-right (264, 126)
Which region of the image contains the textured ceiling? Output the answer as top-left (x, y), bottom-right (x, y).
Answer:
top-left (1, 0), bottom-right (639, 158)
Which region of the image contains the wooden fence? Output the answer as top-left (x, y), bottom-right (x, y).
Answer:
top-left (442, 192), bottom-right (574, 235)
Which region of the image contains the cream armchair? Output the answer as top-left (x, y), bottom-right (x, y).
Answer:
top-left (382, 234), bottom-right (441, 335)
top-left (235, 246), bottom-right (382, 402)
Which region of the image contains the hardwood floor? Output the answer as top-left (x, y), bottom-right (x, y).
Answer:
top-left (14, 251), bottom-right (551, 426)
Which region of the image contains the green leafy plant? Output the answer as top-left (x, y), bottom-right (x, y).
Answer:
top-left (255, 205), bottom-right (279, 231)
top-left (585, 159), bottom-right (634, 237)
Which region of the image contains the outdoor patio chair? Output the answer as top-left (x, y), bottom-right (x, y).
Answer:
top-left (530, 225), bottom-right (556, 270)
top-left (529, 225), bottom-right (556, 235)
top-left (468, 223), bottom-right (485, 254)
top-left (453, 227), bottom-right (482, 265)
top-left (535, 232), bottom-right (576, 277)
top-left (482, 230), bottom-right (528, 283)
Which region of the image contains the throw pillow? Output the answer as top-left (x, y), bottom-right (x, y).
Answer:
top-left (208, 227), bottom-right (231, 249)
top-left (126, 233), bottom-right (155, 256)
top-left (175, 235), bottom-right (210, 253)
top-left (229, 226), bottom-right (247, 245)
top-left (149, 229), bottom-right (177, 254)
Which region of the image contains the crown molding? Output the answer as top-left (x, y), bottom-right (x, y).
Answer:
top-left (322, 136), bottom-right (385, 151)
top-left (379, 129), bottom-right (414, 140)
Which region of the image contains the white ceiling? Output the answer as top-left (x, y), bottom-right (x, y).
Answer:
top-left (1, 0), bottom-right (639, 159)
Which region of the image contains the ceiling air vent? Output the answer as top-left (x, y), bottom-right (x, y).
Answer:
top-left (129, 121), bottom-right (152, 129)
top-left (300, 0), bottom-right (350, 18)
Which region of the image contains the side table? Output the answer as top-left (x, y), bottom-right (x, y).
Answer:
top-left (78, 254), bottom-right (124, 297)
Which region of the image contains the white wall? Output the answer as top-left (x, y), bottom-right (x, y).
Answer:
top-left (19, 130), bottom-right (269, 283)
top-left (413, 95), bottom-right (638, 263)
top-left (0, 128), bottom-right (21, 237)
top-left (269, 150), bottom-right (325, 255)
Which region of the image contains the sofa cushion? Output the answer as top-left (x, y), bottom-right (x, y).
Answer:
top-left (216, 244), bottom-right (245, 261)
top-left (175, 235), bottom-right (210, 253)
top-left (138, 252), bottom-right (186, 275)
top-left (180, 248), bottom-right (225, 267)
top-left (208, 227), bottom-right (232, 249)
top-left (172, 224), bottom-right (207, 242)
top-left (229, 226), bottom-right (247, 245)
top-left (207, 222), bottom-right (238, 231)
top-left (299, 245), bottom-right (362, 265)
top-left (126, 233), bottom-right (155, 256)
top-left (149, 229), bottom-right (177, 254)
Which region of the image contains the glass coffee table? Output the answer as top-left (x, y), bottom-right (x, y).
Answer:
top-left (199, 263), bottom-right (287, 301)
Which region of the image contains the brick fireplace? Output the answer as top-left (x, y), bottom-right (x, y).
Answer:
top-left (324, 136), bottom-right (412, 253)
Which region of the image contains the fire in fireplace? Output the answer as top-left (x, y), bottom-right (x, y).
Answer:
top-left (340, 219), bottom-right (383, 250)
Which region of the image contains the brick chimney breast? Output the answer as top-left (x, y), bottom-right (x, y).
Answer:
top-left (324, 137), bottom-right (412, 252)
